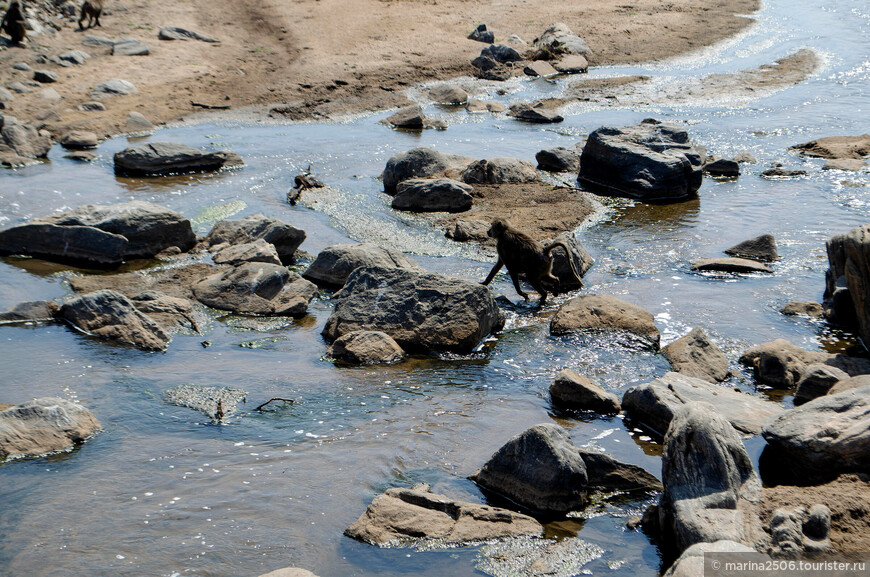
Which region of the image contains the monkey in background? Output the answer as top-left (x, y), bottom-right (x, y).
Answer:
top-left (1, 0), bottom-right (27, 45)
top-left (78, 0), bottom-right (103, 30)
top-left (482, 218), bottom-right (585, 304)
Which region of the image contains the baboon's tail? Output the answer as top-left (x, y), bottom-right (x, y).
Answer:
top-left (544, 240), bottom-right (585, 288)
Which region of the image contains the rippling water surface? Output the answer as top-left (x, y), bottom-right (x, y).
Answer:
top-left (1, 0), bottom-right (869, 575)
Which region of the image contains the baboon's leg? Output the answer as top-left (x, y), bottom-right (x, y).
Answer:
top-left (93, 9), bottom-right (101, 26)
top-left (508, 268), bottom-right (529, 301)
top-left (529, 278), bottom-right (550, 304)
top-left (482, 259), bottom-right (504, 285)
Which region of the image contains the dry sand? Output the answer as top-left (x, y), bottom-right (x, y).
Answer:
top-left (1, 0), bottom-right (759, 138)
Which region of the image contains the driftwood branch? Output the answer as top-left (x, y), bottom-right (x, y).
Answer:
top-left (254, 397), bottom-right (295, 412)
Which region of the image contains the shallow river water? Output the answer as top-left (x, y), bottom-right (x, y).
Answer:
top-left (1, 0), bottom-right (869, 575)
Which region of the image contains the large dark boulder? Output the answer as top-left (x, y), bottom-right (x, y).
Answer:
top-left (658, 402), bottom-right (763, 555)
top-left (549, 369), bottom-right (620, 414)
top-left (382, 147), bottom-right (473, 194)
top-left (460, 157), bottom-right (540, 184)
top-left (302, 243), bottom-right (423, 287)
top-left (535, 147), bottom-right (581, 172)
top-left (60, 289), bottom-right (171, 351)
top-left (0, 223), bottom-right (128, 267)
top-left (192, 263), bottom-right (317, 316)
top-left (0, 398), bottom-right (101, 461)
top-left (203, 214), bottom-right (306, 264)
top-left (469, 423), bottom-right (589, 514)
top-left (622, 372), bottom-right (783, 437)
top-left (322, 266), bottom-right (504, 353)
top-left (479, 43), bottom-right (523, 64)
top-left (392, 178), bottom-right (473, 213)
top-left (113, 141), bottom-right (243, 176)
top-left (762, 385), bottom-right (870, 481)
top-left (578, 123), bottom-right (703, 202)
top-left (550, 294), bottom-right (660, 348)
top-left (345, 485), bottom-right (542, 546)
top-left (35, 201), bottom-right (196, 258)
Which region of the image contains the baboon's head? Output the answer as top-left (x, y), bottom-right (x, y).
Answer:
top-left (487, 218), bottom-right (509, 239)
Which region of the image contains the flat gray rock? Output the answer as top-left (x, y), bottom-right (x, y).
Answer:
top-left (59, 50), bottom-right (90, 65)
top-left (89, 78), bottom-right (137, 98)
top-left (345, 486), bottom-right (542, 546)
top-left (212, 239), bottom-right (281, 266)
top-left (0, 398), bottom-right (101, 461)
top-left (322, 266), bottom-right (504, 353)
top-left (60, 289), bottom-right (170, 351)
top-left (113, 141), bottom-right (243, 176)
top-left (790, 134), bottom-right (870, 160)
top-left (302, 243), bottom-right (422, 287)
top-left (164, 384), bottom-right (246, 419)
top-left (508, 103), bottom-right (564, 123)
top-left (381, 105), bottom-right (427, 129)
top-left (470, 423), bottom-right (589, 514)
top-left (691, 257), bottom-right (773, 274)
top-left (663, 541), bottom-right (757, 577)
top-left (622, 372), bottom-right (783, 436)
top-left (79, 101), bottom-right (106, 111)
top-left (82, 35), bottom-right (118, 47)
top-left (158, 26), bottom-right (220, 43)
top-left (445, 219), bottom-right (490, 242)
top-left (553, 54), bottom-right (588, 73)
top-left (550, 294), bottom-right (660, 349)
top-left (535, 147), bottom-right (581, 172)
top-left (524, 61), bottom-right (559, 77)
top-left (60, 130), bottom-right (98, 150)
top-left (112, 39), bottom-right (149, 56)
top-left (0, 87), bottom-right (14, 102)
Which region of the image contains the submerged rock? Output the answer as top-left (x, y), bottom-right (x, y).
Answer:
top-left (780, 301), bottom-right (824, 317)
top-left (323, 267), bottom-right (503, 353)
top-left (257, 569), bottom-right (320, 577)
top-left (0, 398), bottom-right (101, 461)
top-left (303, 243), bottom-right (423, 287)
top-left (658, 402), bottom-right (763, 555)
top-left (114, 142), bottom-right (243, 176)
top-left (204, 214), bottom-right (306, 264)
top-left (328, 330), bottom-right (405, 365)
top-left (193, 263), bottom-right (317, 317)
top-left (164, 384), bottom-right (246, 419)
top-left (345, 485), bottom-right (543, 546)
top-left (550, 294), bottom-right (660, 349)
top-left (622, 372), bottom-right (783, 437)
top-left (578, 123), bottom-right (703, 202)
top-left (469, 423), bottom-right (588, 514)
top-left (60, 290), bottom-right (170, 351)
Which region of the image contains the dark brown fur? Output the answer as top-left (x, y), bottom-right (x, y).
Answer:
top-left (78, 0), bottom-right (103, 30)
top-left (482, 218), bottom-right (584, 303)
top-left (1, 1), bottom-right (27, 45)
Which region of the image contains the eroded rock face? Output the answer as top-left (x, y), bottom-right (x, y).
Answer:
top-left (382, 147), bottom-right (473, 194)
top-left (762, 386), bottom-right (870, 482)
top-left (60, 290), bottom-right (170, 351)
top-left (661, 327), bottom-right (731, 383)
top-left (622, 372), bottom-right (783, 437)
top-left (204, 214), bottom-right (306, 264)
top-left (113, 142), bottom-right (243, 176)
top-left (193, 263), bottom-right (317, 317)
top-left (329, 330), bottom-right (405, 365)
top-left (345, 485), bottom-right (543, 546)
top-left (658, 402), bottom-right (763, 555)
top-left (578, 123), bottom-right (703, 202)
top-left (0, 398), bottom-right (101, 461)
top-left (550, 294), bottom-right (660, 349)
top-left (302, 244), bottom-right (423, 287)
top-left (469, 423), bottom-right (588, 514)
top-left (322, 266), bottom-right (504, 353)
top-left (35, 201), bottom-right (196, 259)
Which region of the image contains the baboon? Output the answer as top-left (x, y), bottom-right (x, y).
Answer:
top-left (78, 0), bottom-right (103, 30)
top-left (482, 218), bottom-right (585, 304)
top-left (1, 0), bottom-right (27, 45)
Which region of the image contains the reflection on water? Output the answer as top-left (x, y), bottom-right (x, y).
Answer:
top-left (1, 0), bottom-right (870, 575)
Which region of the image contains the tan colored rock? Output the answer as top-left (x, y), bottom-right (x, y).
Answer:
top-left (550, 294), bottom-right (660, 349)
top-left (329, 330), bottom-right (404, 364)
top-left (790, 134), bottom-right (870, 159)
top-left (661, 327), bottom-right (731, 382)
top-left (0, 398), bottom-right (101, 461)
top-left (549, 369), bottom-right (620, 413)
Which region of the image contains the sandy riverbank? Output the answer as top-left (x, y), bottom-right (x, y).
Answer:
top-left (1, 0), bottom-right (759, 139)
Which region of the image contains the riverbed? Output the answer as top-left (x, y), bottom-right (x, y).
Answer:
top-left (1, 0), bottom-right (869, 575)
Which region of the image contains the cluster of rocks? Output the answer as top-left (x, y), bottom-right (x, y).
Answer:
top-left (470, 23), bottom-right (591, 82)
